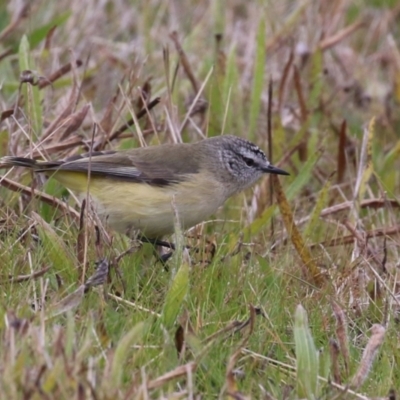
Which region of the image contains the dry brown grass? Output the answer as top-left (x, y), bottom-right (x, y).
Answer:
top-left (0, 0), bottom-right (399, 398)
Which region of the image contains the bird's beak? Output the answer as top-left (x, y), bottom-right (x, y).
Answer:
top-left (262, 164), bottom-right (290, 176)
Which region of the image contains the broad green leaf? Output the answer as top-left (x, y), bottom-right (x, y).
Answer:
top-left (294, 305), bottom-right (319, 400)
top-left (28, 11), bottom-right (71, 49)
top-left (111, 322), bottom-right (145, 384)
top-left (285, 150), bottom-right (321, 200)
top-left (161, 257), bottom-right (190, 328)
top-left (32, 211), bottom-right (76, 273)
top-left (212, 0), bottom-right (225, 34)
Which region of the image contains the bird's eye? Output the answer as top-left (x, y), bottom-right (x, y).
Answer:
top-left (243, 157), bottom-right (254, 167)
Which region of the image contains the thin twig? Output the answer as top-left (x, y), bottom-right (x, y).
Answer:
top-left (0, 175), bottom-right (80, 220)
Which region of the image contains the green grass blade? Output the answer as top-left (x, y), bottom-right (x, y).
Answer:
top-left (285, 150), bottom-right (321, 200)
top-left (18, 35), bottom-right (43, 137)
top-left (242, 204), bottom-right (276, 241)
top-left (303, 173), bottom-right (332, 239)
top-left (248, 17), bottom-right (266, 140)
top-left (222, 45), bottom-right (241, 135)
top-left (28, 11), bottom-right (71, 49)
top-left (308, 47), bottom-right (323, 110)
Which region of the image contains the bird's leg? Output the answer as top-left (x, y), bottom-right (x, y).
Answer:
top-left (139, 236), bottom-right (176, 250)
top-left (138, 236), bottom-right (175, 267)
top-left (158, 251), bottom-right (174, 264)
top-left (139, 237), bottom-right (192, 265)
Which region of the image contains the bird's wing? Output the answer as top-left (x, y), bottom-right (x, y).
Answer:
top-left (36, 148), bottom-right (199, 187)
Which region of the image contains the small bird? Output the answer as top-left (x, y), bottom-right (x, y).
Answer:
top-left (0, 135), bottom-right (289, 239)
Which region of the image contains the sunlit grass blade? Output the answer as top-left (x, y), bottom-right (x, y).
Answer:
top-left (354, 117), bottom-right (375, 202)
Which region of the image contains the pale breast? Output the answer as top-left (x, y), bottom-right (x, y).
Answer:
top-left (87, 172), bottom-right (228, 238)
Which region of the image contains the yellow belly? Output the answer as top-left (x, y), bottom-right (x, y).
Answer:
top-left (51, 171), bottom-right (226, 238)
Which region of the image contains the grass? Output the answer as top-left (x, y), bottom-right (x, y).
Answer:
top-left (0, 0), bottom-right (400, 398)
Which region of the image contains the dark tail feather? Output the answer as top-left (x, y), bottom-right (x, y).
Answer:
top-left (0, 156), bottom-right (39, 169)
